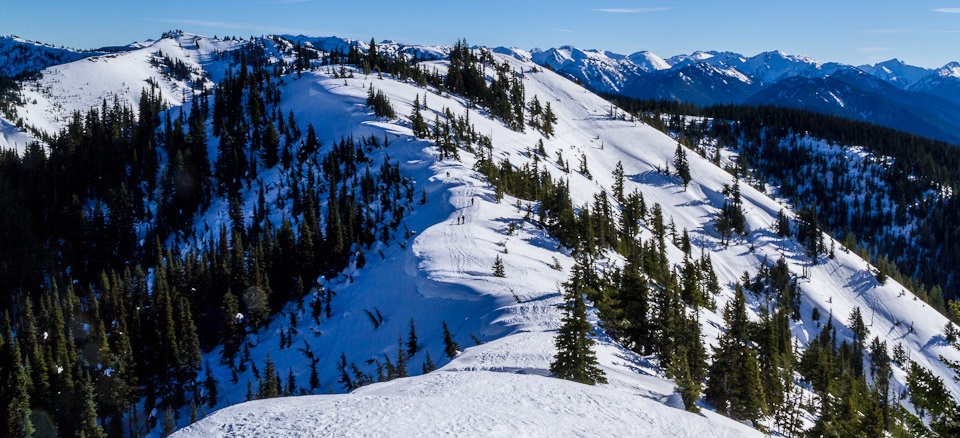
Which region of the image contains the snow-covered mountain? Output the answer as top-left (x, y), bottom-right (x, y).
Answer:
top-left (1, 32), bottom-right (243, 146)
top-left (910, 62), bottom-right (960, 106)
top-left (1, 32), bottom-right (958, 437)
top-left (527, 44), bottom-right (960, 144)
top-left (858, 58), bottom-right (932, 89)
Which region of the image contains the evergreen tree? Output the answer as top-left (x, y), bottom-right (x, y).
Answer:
top-left (442, 322), bottom-right (460, 359)
top-left (541, 102), bottom-right (557, 137)
top-left (6, 342), bottom-right (34, 438)
top-left (705, 286), bottom-right (766, 422)
top-left (775, 209), bottom-right (791, 237)
top-left (492, 255), bottom-right (506, 278)
top-left (612, 161), bottom-right (625, 203)
top-left (674, 143), bottom-right (691, 190)
top-left (422, 350), bottom-right (437, 374)
top-left (259, 352), bottom-right (280, 399)
top-left (549, 256), bottom-right (607, 385)
top-left (79, 372), bottom-right (106, 438)
top-left (203, 361), bottom-right (219, 408)
top-left (410, 95), bottom-right (428, 138)
top-left (407, 318), bottom-right (419, 356)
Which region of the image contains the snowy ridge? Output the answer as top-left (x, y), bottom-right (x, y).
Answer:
top-left (8, 32), bottom-right (242, 139)
top-left (161, 42), bottom-right (960, 436)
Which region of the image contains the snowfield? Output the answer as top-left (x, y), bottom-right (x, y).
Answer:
top-left (175, 370), bottom-right (760, 437)
top-left (2, 33), bottom-right (957, 436)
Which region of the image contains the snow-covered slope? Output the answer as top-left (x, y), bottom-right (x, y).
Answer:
top-left (8, 32), bottom-right (241, 136)
top-left (858, 59), bottom-right (932, 89)
top-left (160, 41), bottom-right (959, 436)
top-left (911, 62), bottom-right (960, 106)
top-left (176, 370), bottom-right (759, 437)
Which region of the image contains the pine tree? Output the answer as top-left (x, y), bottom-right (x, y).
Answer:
top-left (302, 358), bottom-right (316, 392)
top-left (203, 361), bottom-right (219, 408)
top-left (674, 143), bottom-right (691, 190)
top-left (337, 353), bottom-right (354, 391)
top-left (79, 372), bottom-right (106, 438)
top-left (422, 350), bottom-right (436, 374)
top-left (6, 342), bottom-right (34, 438)
top-left (407, 318), bottom-right (419, 356)
top-left (162, 408), bottom-right (175, 437)
top-left (705, 286), bottom-right (766, 422)
top-left (549, 256), bottom-right (607, 385)
top-left (410, 95), bottom-right (428, 138)
top-left (442, 322), bottom-right (460, 359)
top-left (259, 352), bottom-right (280, 399)
top-left (612, 161), bottom-right (625, 203)
top-left (775, 209), bottom-right (791, 237)
top-left (492, 255), bottom-right (506, 278)
top-left (542, 102), bottom-right (557, 137)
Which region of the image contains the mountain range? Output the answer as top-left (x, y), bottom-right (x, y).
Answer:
top-left (529, 46), bottom-right (960, 144)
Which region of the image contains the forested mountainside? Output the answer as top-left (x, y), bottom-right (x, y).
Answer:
top-left (609, 97), bottom-right (960, 306)
top-left (0, 32), bottom-right (957, 437)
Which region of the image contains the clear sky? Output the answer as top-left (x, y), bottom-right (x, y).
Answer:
top-left (2, 1), bottom-right (958, 68)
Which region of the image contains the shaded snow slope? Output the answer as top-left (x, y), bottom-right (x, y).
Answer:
top-left (0, 36), bottom-right (102, 77)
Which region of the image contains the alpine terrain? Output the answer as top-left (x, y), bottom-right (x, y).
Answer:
top-left (0, 31), bottom-right (958, 438)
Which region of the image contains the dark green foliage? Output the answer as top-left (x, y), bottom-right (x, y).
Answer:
top-left (775, 209), bottom-right (791, 237)
top-left (203, 361), bottom-right (219, 408)
top-left (5, 340), bottom-right (33, 438)
top-left (422, 350), bottom-right (436, 374)
top-left (550, 255), bottom-right (607, 385)
top-left (492, 255), bottom-right (506, 277)
top-left (442, 321), bottom-right (460, 359)
top-left (366, 85), bottom-right (397, 119)
top-left (407, 319), bottom-right (419, 356)
top-left (674, 143), bottom-right (691, 190)
top-left (705, 287), bottom-right (767, 423)
top-left (445, 40), bottom-right (527, 131)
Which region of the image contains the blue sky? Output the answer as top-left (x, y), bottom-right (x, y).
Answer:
top-left (2, 1), bottom-right (958, 68)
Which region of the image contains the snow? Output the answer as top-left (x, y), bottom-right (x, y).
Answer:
top-left (937, 61), bottom-right (960, 79)
top-left (9, 33), bottom-right (242, 137)
top-left (176, 370), bottom-right (760, 438)
top-left (3, 32), bottom-right (956, 436)
top-left (858, 59), bottom-right (931, 88)
top-left (0, 116), bottom-right (34, 153)
top-left (169, 41), bottom-right (960, 436)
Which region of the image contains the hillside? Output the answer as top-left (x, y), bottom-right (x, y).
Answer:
top-left (0, 33), bottom-right (958, 437)
top-left (175, 39), bottom-right (959, 435)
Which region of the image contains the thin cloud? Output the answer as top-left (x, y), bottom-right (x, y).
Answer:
top-left (594, 7), bottom-right (671, 13)
top-left (933, 8), bottom-right (960, 13)
top-left (551, 28), bottom-right (574, 33)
